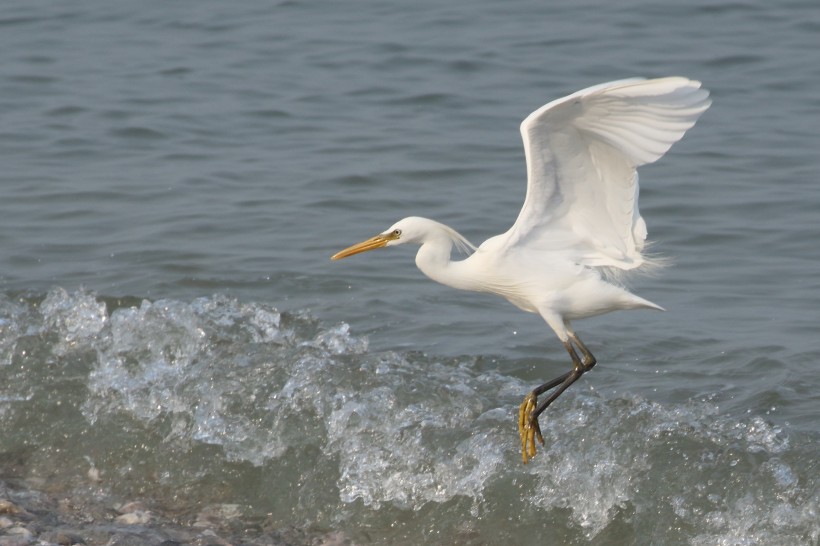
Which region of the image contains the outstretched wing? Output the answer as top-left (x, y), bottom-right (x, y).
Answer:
top-left (501, 77), bottom-right (711, 270)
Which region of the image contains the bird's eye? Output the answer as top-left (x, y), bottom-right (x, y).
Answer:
top-left (392, 229), bottom-right (402, 237)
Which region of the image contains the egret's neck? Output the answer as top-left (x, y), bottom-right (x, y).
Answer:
top-left (414, 236), bottom-right (476, 292)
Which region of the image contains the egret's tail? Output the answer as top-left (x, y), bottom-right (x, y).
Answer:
top-left (626, 293), bottom-right (664, 312)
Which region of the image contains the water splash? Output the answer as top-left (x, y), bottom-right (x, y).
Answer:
top-left (522, 394), bottom-right (806, 541)
top-left (324, 358), bottom-right (509, 510)
top-left (41, 287), bottom-right (108, 355)
top-left (0, 288), bottom-right (817, 544)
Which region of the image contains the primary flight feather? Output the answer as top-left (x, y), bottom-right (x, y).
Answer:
top-left (331, 77), bottom-right (711, 463)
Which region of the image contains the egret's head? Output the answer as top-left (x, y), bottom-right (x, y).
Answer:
top-left (330, 218), bottom-right (412, 261)
top-left (331, 217), bottom-right (475, 260)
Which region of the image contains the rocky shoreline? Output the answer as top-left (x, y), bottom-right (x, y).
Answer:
top-left (0, 479), bottom-right (350, 546)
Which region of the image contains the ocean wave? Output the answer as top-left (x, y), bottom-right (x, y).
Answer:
top-left (0, 287), bottom-right (817, 544)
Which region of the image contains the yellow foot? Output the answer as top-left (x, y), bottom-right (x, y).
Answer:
top-left (518, 392), bottom-right (544, 464)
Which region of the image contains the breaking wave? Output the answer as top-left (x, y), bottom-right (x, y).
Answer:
top-left (0, 288), bottom-right (816, 544)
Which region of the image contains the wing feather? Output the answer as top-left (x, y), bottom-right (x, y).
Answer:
top-left (501, 77), bottom-right (710, 270)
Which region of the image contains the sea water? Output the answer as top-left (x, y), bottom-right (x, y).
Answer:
top-left (1, 1), bottom-right (818, 544)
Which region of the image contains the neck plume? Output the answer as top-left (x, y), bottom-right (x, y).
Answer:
top-left (412, 221), bottom-right (477, 292)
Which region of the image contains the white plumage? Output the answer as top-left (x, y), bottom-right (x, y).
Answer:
top-left (332, 77), bottom-right (711, 463)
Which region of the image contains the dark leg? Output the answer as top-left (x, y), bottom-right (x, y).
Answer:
top-left (532, 370), bottom-right (572, 396)
top-left (518, 334), bottom-right (597, 463)
top-left (569, 331), bottom-right (597, 370)
top-left (530, 340), bottom-right (586, 421)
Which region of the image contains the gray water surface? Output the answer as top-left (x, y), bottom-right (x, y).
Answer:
top-left (1, 1), bottom-right (818, 544)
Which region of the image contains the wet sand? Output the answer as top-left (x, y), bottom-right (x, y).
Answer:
top-left (0, 479), bottom-right (351, 546)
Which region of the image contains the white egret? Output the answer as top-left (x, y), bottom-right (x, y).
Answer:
top-left (331, 77), bottom-right (711, 463)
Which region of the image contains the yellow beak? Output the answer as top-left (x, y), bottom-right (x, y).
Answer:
top-left (331, 232), bottom-right (398, 260)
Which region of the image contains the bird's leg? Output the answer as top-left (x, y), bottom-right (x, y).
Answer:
top-left (519, 370), bottom-right (570, 461)
top-left (518, 336), bottom-right (596, 463)
top-left (569, 331), bottom-right (597, 371)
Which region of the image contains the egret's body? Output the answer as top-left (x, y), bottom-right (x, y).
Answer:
top-left (332, 77), bottom-right (711, 463)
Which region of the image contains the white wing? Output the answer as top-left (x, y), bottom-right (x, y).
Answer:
top-left (502, 77), bottom-right (711, 270)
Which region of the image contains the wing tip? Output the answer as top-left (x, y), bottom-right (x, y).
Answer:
top-left (522, 76), bottom-right (711, 128)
